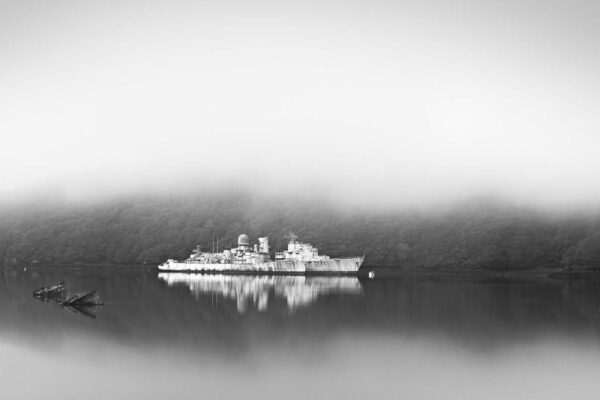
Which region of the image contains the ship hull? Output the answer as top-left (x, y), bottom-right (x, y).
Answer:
top-left (158, 257), bottom-right (364, 275)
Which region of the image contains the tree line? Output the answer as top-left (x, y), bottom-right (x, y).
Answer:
top-left (0, 192), bottom-right (598, 269)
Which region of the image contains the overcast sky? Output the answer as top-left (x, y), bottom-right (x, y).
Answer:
top-left (1, 0), bottom-right (599, 209)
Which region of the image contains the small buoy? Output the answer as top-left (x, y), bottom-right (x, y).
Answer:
top-left (368, 271), bottom-right (375, 279)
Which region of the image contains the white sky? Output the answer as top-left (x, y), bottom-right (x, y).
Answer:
top-left (1, 0), bottom-right (599, 209)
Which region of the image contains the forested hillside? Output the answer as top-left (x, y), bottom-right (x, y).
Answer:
top-left (0, 192), bottom-right (599, 269)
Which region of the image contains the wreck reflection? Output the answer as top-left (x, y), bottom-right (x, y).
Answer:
top-left (158, 273), bottom-right (363, 313)
top-left (62, 304), bottom-right (100, 319)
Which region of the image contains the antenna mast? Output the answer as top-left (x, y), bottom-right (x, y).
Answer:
top-left (285, 231), bottom-right (298, 243)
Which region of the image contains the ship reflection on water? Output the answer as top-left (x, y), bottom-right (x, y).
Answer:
top-left (158, 273), bottom-right (363, 313)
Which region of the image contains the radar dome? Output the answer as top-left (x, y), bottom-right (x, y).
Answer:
top-left (238, 234), bottom-right (250, 246)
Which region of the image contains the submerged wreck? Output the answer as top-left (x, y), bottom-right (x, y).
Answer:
top-left (33, 281), bottom-right (66, 298)
top-left (63, 291), bottom-right (103, 306)
top-left (32, 282), bottom-right (103, 318)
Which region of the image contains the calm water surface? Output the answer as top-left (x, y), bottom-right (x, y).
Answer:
top-left (2, 266), bottom-right (600, 399)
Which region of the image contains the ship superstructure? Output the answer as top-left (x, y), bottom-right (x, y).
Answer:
top-left (275, 232), bottom-right (331, 262)
top-left (158, 232), bottom-right (363, 274)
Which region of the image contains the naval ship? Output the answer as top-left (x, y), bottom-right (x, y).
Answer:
top-left (158, 232), bottom-right (364, 274)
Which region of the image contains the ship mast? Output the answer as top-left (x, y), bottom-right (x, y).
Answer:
top-left (285, 231), bottom-right (298, 243)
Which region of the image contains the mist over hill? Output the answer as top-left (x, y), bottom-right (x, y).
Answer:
top-left (2, 0), bottom-right (600, 271)
top-left (0, 192), bottom-right (598, 270)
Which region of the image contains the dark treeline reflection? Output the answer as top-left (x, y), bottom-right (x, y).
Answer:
top-left (1, 193), bottom-right (600, 269)
top-left (2, 266), bottom-right (600, 354)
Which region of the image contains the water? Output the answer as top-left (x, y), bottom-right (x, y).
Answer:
top-left (2, 266), bottom-right (600, 399)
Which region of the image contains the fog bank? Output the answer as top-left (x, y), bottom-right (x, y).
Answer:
top-left (2, 0), bottom-right (599, 210)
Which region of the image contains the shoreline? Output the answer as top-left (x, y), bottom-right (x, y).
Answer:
top-left (5, 263), bottom-right (600, 280)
